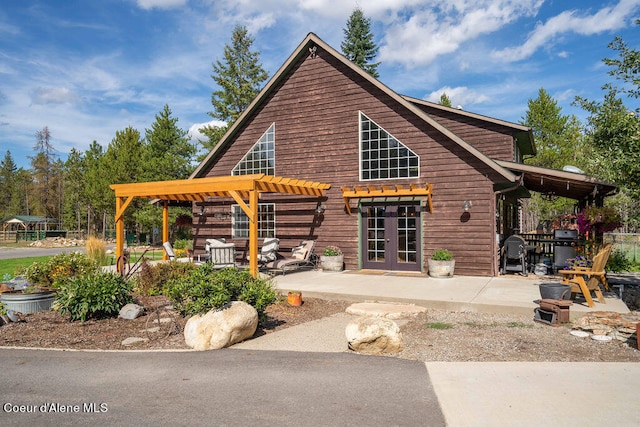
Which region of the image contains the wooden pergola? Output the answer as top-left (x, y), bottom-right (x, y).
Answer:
top-left (110, 174), bottom-right (331, 277)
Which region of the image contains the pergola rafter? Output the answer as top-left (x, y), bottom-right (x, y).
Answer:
top-left (110, 174), bottom-right (331, 277)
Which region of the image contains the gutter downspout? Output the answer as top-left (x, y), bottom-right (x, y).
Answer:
top-left (492, 174), bottom-right (525, 276)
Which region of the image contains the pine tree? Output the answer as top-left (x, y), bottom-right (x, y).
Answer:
top-left (438, 93), bottom-right (452, 107)
top-left (341, 8), bottom-right (380, 78)
top-left (0, 151), bottom-right (17, 218)
top-left (200, 25), bottom-right (269, 151)
top-left (144, 104), bottom-right (195, 181)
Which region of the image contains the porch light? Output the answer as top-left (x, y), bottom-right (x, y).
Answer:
top-left (462, 200), bottom-right (472, 211)
top-left (315, 203), bottom-right (326, 214)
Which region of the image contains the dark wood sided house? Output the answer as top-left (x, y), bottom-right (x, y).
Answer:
top-left (189, 33), bottom-right (617, 277)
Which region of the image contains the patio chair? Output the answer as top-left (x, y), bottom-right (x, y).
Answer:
top-left (501, 235), bottom-right (528, 277)
top-left (205, 238), bottom-right (237, 268)
top-left (559, 244), bottom-right (612, 308)
top-left (250, 237), bottom-right (280, 266)
top-left (265, 240), bottom-right (317, 275)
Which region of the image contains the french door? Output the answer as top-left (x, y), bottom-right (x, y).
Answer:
top-left (361, 203), bottom-right (421, 271)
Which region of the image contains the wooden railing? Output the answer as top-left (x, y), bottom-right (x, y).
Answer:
top-left (520, 233), bottom-right (554, 258)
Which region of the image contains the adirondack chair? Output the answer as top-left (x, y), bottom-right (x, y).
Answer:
top-left (558, 244), bottom-right (612, 308)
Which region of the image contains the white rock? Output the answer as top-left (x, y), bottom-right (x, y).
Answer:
top-left (119, 303), bottom-right (144, 320)
top-left (184, 301), bottom-right (258, 351)
top-left (122, 337), bottom-right (149, 346)
top-left (345, 316), bottom-right (403, 355)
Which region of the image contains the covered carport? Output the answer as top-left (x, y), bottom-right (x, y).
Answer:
top-left (109, 174), bottom-right (331, 277)
top-left (495, 160), bottom-right (618, 204)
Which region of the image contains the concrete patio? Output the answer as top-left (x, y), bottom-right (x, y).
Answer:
top-left (271, 270), bottom-right (633, 320)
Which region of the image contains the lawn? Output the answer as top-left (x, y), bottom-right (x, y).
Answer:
top-left (0, 249), bottom-right (165, 279)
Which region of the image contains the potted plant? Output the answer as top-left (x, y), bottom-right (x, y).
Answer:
top-left (428, 249), bottom-right (455, 278)
top-left (320, 246), bottom-right (344, 272)
top-left (287, 291), bottom-right (302, 306)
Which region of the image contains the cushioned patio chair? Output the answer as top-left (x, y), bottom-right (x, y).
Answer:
top-left (265, 240), bottom-right (317, 275)
top-left (250, 237), bottom-right (280, 266)
top-left (559, 244), bottom-right (612, 308)
top-left (501, 235), bottom-right (528, 277)
top-left (205, 238), bottom-right (237, 268)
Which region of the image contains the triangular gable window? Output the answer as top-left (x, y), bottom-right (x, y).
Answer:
top-left (359, 112), bottom-right (419, 180)
top-left (232, 123), bottom-right (275, 175)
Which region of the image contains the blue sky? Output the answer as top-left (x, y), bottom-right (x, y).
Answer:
top-left (1, 0), bottom-right (639, 168)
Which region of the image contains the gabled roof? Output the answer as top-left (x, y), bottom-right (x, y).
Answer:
top-left (403, 96), bottom-right (536, 156)
top-left (191, 32), bottom-right (517, 184)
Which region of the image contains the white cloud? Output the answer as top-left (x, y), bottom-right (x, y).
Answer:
top-left (188, 120), bottom-right (226, 142)
top-left (30, 87), bottom-right (80, 105)
top-left (492, 0), bottom-right (640, 62)
top-left (379, 0), bottom-right (543, 67)
top-left (425, 86), bottom-right (490, 108)
top-left (136, 0), bottom-right (188, 10)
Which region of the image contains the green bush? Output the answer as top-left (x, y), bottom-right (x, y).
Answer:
top-left (22, 252), bottom-right (99, 288)
top-left (165, 264), bottom-right (276, 321)
top-left (607, 249), bottom-right (632, 272)
top-left (53, 272), bottom-right (133, 322)
top-left (135, 260), bottom-right (196, 295)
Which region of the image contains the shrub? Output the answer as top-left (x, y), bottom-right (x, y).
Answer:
top-left (135, 260), bottom-right (196, 295)
top-left (607, 249), bottom-right (632, 273)
top-left (323, 246), bottom-right (342, 256)
top-left (431, 249), bottom-right (453, 261)
top-left (22, 252), bottom-right (99, 288)
top-left (165, 264), bottom-right (276, 321)
top-left (53, 272), bottom-right (133, 322)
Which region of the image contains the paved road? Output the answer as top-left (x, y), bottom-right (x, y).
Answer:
top-left (0, 348), bottom-right (445, 426)
top-left (0, 246), bottom-right (86, 260)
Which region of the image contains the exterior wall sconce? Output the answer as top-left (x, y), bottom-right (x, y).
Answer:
top-left (198, 205), bottom-right (205, 216)
top-left (315, 203), bottom-right (326, 214)
top-left (462, 200), bottom-right (472, 211)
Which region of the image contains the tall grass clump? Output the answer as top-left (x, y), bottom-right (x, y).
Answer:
top-left (86, 236), bottom-right (109, 266)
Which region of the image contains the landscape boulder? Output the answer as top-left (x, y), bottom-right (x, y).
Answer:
top-left (345, 316), bottom-right (403, 355)
top-left (118, 303), bottom-right (144, 320)
top-left (184, 301), bottom-right (258, 351)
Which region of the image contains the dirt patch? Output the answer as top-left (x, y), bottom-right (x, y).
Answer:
top-left (1, 295), bottom-right (638, 361)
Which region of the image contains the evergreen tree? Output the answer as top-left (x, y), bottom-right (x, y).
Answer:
top-left (438, 93), bottom-right (452, 107)
top-left (143, 104), bottom-right (195, 181)
top-left (29, 126), bottom-right (62, 221)
top-left (200, 25), bottom-right (269, 151)
top-left (62, 148), bottom-right (87, 233)
top-left (341, 8), bottom-right (380, 78)
top-left (521, 88), bottom-right (586, 232)
top-left (0, 151), bottom-right (17, 218)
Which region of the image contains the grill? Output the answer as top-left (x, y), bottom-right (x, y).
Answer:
top-left (553, 229), bottom-right (580, 272)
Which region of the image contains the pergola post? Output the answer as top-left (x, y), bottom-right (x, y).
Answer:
top-left (115, 197), bottom-right (125, 273)
top-left (162, 200), bottom-right (169, 260)
top-left (249, 189), bottom-right (259, 278)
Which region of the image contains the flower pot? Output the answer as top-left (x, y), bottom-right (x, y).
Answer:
top-left (539, 283), bottom-right (571, 300)
top-left (320, 255), bottom-right (344, 272)
top-left (287, 292), bottom-right (302, 306)
top-left (428, 259), bottom-right (455, 278)
top-left (0, 290), bottom-right (55, 314)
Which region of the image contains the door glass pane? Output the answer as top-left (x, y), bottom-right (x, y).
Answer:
top-left (397, 206), bottom-right (417, 264)
top-left (367, 206), bottom-right (385, 262)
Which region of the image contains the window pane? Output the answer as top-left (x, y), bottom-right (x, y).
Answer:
top-left (359, 113), bottom-right (419, 181)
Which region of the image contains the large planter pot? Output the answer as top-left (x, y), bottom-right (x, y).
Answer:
top-left (320, 255), bottom-right (344, 272)
top-left (428, 259), bottom-right (455, 278)
top-left (538, 283), bottom-right (571, 300)
top-left (0, 291), bottom-right (55, 314)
